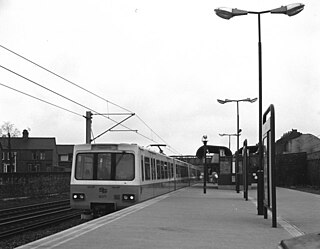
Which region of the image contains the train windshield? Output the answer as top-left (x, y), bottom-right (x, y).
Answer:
top-left (75, 152), bottom-right (134, 181)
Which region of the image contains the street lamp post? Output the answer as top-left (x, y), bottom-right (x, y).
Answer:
top-left (219, 133), bottom-right (239, 150)
top-left (217, 98), bottom-right (257, 193)
top-left (202, 135), bottom-right (208, 194)
top-left (214, 3), bottom-right (304, 214)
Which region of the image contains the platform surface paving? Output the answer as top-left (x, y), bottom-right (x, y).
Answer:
top-left (17, 185), bottom-right (320, 249)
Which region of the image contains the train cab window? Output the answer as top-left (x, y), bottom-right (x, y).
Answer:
top-left (97, 154), bottom-right (112, 180)
top-left (75, 152), bottom-right (134, 181)
top-left (76, 153), bottom-right (93, 180)
top-left (114, 154), bottom-right (134, 180)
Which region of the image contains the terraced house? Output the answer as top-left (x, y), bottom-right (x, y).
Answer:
top-left (0, 129), bottom-right (60, 173)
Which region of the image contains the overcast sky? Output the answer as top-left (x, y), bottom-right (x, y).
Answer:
top-left (0, 0), bottom-right (318, 155)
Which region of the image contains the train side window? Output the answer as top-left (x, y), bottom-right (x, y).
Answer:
top-left (141, 156), bottom-right (145, 181)
top-left (156, 160), bottom-right (161, 179)
top-left (145, 157), bottom-right (151, 180)
top-left (176, 164), bottom-right (181, 178)
top-left (185, 165), bottom-right (188, 178)
top-left (160, 161), bottom-right (165, 179)
top-left (164, 162), bottom-right (168, 179)
top-left (171, 163), bottom-right (174, 179)
top-left (151, 158), bottom-right (156, 180)
top-left (181, 164), bottom-right (188, 177)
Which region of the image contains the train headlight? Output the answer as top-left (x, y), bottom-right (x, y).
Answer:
top-left (122, 194), bottom-right (135, 202)
top-left (73, 193), bottom-right (85, 200)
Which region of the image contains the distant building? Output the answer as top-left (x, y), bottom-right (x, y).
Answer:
top-left (276, 129), bottom-right (302, 155)
top-left (276, 129), bottom-right (320, 155)
top-left (57, 145), bottom-right (74, 172)
top-left (285, 134), bottom-right (320, 154)
top-left (0, 130), bottom-right (59, 173)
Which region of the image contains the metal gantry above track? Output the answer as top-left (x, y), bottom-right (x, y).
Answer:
top-left (85, 111), bottom-right (136, 143)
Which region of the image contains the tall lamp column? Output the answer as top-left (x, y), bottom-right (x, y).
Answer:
top-left (215, 2), bottom-right (304, 213)
top-left (217, 98), bottom-right (257, 193)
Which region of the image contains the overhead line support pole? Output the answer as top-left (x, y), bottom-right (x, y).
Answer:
top-left (85, 111), bottom-right (92, 144)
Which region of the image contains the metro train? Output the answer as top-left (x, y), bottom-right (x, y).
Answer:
top-left (70, 143), bottom-right (200, 215)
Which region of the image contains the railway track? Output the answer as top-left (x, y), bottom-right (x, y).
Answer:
top-left (0, 199), bottom-right (82, 239)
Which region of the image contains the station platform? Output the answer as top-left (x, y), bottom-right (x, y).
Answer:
top-left (17, 184), bottom-right (319, 249)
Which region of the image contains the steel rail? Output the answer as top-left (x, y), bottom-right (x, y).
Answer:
top-left (0, 199), bottom-right (70, 218)
top-left (0, 210), bottom-right (82, 239)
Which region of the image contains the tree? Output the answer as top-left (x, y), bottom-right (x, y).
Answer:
top-left (0, 121), bottom-right (21, 137)
top-left (0, 122), bottom-right (23, 172)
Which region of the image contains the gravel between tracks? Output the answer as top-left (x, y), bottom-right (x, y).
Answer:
top-left (0, 216), bottom-right (87, 249)
top-left (0, 193), bottom-right (88, 249)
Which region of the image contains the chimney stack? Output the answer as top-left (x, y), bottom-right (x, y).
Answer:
top-left (22, 129), bottom-right (29, 140)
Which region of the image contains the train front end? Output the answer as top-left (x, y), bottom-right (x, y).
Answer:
top-left (70, 144), bottom-right (141, 216)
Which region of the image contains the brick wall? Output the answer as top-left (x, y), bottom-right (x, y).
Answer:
top-left (0, 172), bottom-right (70, 199)
top-left (276, 153), bottom-right (307, 186)
top-left (306, 151), bottom-right (320, 187)
top-left (307, 159), bottom-right (320, 187)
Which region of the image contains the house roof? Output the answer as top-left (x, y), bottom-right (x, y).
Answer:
top-left (0, 137), bottom-right (57, 150)
top-left (57, 145), bottom-right (74, 154)
top-left (277, 129), bottom-right (302, 145)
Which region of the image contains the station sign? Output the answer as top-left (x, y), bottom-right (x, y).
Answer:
top-left (262, 104), bottom-right (277, 228)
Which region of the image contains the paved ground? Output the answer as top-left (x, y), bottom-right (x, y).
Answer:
top-left (275, 187), bottom-right (320, 235)
top-left (18, 184), bottom-right (319, 249)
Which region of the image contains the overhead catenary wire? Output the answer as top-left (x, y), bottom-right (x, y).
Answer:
top-left (0, 68), bottom-right (180, 153)
top-left (0, 44), bottom-right (132, 114)
top-left (0, 64), bottom-right (102, 116)
top-left (0, 79), bottom-right (162, 146)
top-left (0, 45), bottom-right (171, 146)
top-left (0, 64), bottom-right (148, 137)
top-left (0, 44), bottom-right (181, 154)
top-left (0, 82), bottom-right (83, 117)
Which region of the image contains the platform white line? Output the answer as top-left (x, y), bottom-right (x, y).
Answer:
top-left (276, 216), bottom-right (305, 237)
top-left (247, 195), bottom-right (304, 237)
top-left (15, 192), bottom-right (174, 249)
